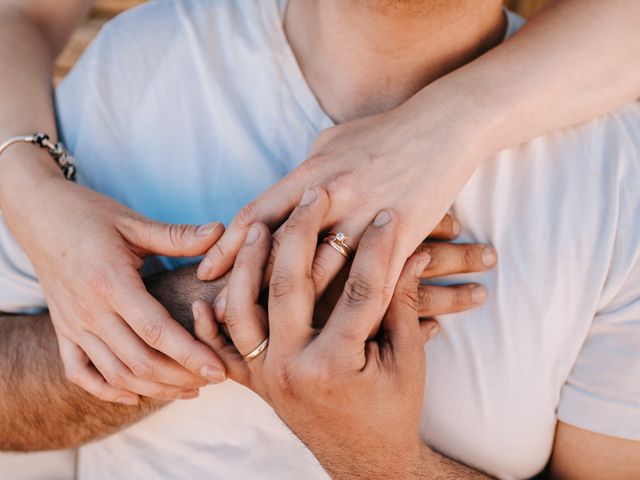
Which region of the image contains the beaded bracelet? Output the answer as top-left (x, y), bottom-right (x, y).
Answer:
top-left (0, 132), bottom-right (76, 181)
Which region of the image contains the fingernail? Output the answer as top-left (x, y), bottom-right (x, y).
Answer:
top-left (177, 389), bottom-right (200, 400)
top-left (214, 294), bottom-right (226, 317)
top-left (201, 365), bottom-right (226, 384)
top-left (428, 324), bottom-right (440, 339)
top-left (472, 285), bottom-right (487, 305)
top-left (415, 254), bottom-right (431, 277)
top-left (245, 225), bottom-right (261, 245)
top-left (198, 257), bottom-right (213, 277)
top-left (192, 302), bottom-right (200, 321)
top-left (117, 395), bottom-right (139, 406)
top-left (299, 188), bottom-right (317, 206)
top-left (452, 220), bottom-right (461, 237)
top-left (373, 210), bottom-right (391, 227)
top-left (196, 222), bottom-right (217, 237)
top-left (482, 247), bottom-right (497, 268)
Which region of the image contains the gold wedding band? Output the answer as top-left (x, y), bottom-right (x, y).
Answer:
top-left (243, 337), bottom-right (269, 363)
top-left (323, 232), bottom-right (353, 260)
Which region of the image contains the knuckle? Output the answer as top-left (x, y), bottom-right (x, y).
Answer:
top-left (235, 202), bottom-right (260, 229)
top-left (130, 360), bottom-right (154, 380)
top-left (167, 224), bottom-right (189, 248)
top-left (399, 286), bottom-right (420, 311)
top-left (418, 287), bottom-right (433, 311)
top-left (343, 275), bottom-right (376, 306)
top-left (141, 321), bottom-right (164, 347)
top-left (104, 371), bottom-right (126, 389)
top-left (177, 348), bottom-right (195, 369)
top-left (283, 219), bottom-right (301, 236)
top-left (462, 246), bottom-right (480, 268)
top-left (311, 255), bottom-right (329, 283)
top-left (270, 272), bottom-right (296, 299)
top-left (309, 362), bottom-right (337, 395)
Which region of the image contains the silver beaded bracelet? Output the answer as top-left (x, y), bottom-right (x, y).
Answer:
top-left (0, 132), bottom-right (77, 181)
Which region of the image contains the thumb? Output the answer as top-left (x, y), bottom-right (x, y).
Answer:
top-left (122, 218), bottom-right (225, 257)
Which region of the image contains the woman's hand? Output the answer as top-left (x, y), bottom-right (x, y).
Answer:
top-left (197, 102), bottom-right (484, 304)
top-left (1, 175), bottom-right (226, 404)
top-left (193, 189), bottom-right (455, 479)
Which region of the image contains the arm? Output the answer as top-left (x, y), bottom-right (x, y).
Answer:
top-left (0, 265), bottom-right (225, 452)
top-left (0, 0), bottom-right (227, 400)
top-left (198, 0), bottom-right (640, 314)
top-left (550, 422), bottom-right (640, 479)
top-left (0, 0), bottom-right (92, 179)
top-left (418, 0), bottom-right (640, 158)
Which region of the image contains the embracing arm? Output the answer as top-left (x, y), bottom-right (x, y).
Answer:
top-left (414, 0), bottom-right (640, 160)
top-left (0, 265), bottom-right (223, 452)
top-left (0, 0), bottom-right (92, 172)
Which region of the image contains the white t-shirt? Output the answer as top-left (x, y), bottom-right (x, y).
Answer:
top-left (1, 1), bottom-right (639, 479)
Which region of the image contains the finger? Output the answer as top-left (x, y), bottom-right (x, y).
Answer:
top-left (192, 301), bottom-right (248, 386)
top-left (197, 174), bottom-right (305, 281)
top-left (419, 319), bottom-right (441, 343)
top-left (416, 243), bottom-right (497, 278)
top-left (268, 188), bottom-right (330, 351)
top-left (426, 214), bottom-right (461, 241)
top-left (378, 254), bottom-right (428, 364)
top-left (80, 333), bottom-right (200, 401)
top-left (224, 223), bottom-right (271, 359)
top-left (58, 336), bottom-right (139, 405)
top-left (120, 217), bottom-right (225, 257)
top-left (310, 218), bottom-right (370, 300)
top-left (87, 307), bottom-right (221, 388)
top-left (110, 279), bottom-right (227, 384)
top-left (418, 284), bottom-right (488, 317)
top-left (320, 210), bottom-right (399, 363)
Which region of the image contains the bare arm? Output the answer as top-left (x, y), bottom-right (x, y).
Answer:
top-left (409, 0), bottom-right (640, 162)
top-left (0, 265), bottom-right (224, 452)
top-left (0, 0), bottom-right (92, 188)
top-left (550, 422), bottom-right (640, 479)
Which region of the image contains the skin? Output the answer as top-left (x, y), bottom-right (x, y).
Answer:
top-left (0, 226), bottom-right (496, 451)
top-left (0, 0), bottom-right (639, 401)
top-left (197, 189), bottom-right (640, 479)
top-left (0, 0), bottom-right (638, 474)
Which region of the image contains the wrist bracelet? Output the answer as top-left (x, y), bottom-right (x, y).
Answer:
top-left (0, 132), bottom-right (77, 181)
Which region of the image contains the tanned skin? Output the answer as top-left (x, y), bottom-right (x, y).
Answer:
top-left (0, 265), bottom-right (223, 452)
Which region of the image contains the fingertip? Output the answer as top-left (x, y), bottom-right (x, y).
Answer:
top-left (214, 293), bottom-right (227, 321)
top-left (116, 394), bottom-right (140, 406)
top-left (471, 284), bottom-right (488, 305)
top-left (482, 246), bottom-right (497, 268)
top-left (196, 221), bottom-right (224, 239)
top-left (452, 219), bottom-right (461, 238)
top-left (197, 256), bottom-right (214, 280)
top-left (420, 321), bottom-right (440, 343)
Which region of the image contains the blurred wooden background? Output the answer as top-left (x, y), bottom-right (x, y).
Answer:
top-left (54, 0), bottom-right (549, 83)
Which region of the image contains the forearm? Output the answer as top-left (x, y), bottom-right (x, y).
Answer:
top-left (0, 2), bottom-right (91, 203)
top-left (406, 0), bottom-right (640, 163)
top-left (0, 265), bottom-right (223, 452)
top-left (413, 446), bottom-right (491, 480)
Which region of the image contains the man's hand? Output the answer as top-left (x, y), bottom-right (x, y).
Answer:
top-left (194, 188), bottom-right (450, 478)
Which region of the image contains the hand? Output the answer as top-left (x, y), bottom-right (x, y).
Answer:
top-left (212, 213), bottom-right (496, 329)
top-left (193, 188), bottom-right (475, 479)
top-left (197, 104), bottom-right (480, 304)
top-left (1, 176), bottom-right (226, 404)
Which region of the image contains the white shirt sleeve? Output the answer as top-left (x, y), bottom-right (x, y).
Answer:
top-left (557, 109), bottom-right (640, 440)
top-left (0, 217), bottom-right (45, 313)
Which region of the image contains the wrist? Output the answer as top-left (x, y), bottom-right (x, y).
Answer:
top-left (0, 143), bottom-right (64, 209)
top-left (398, 68), bottom-right (512, 170)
